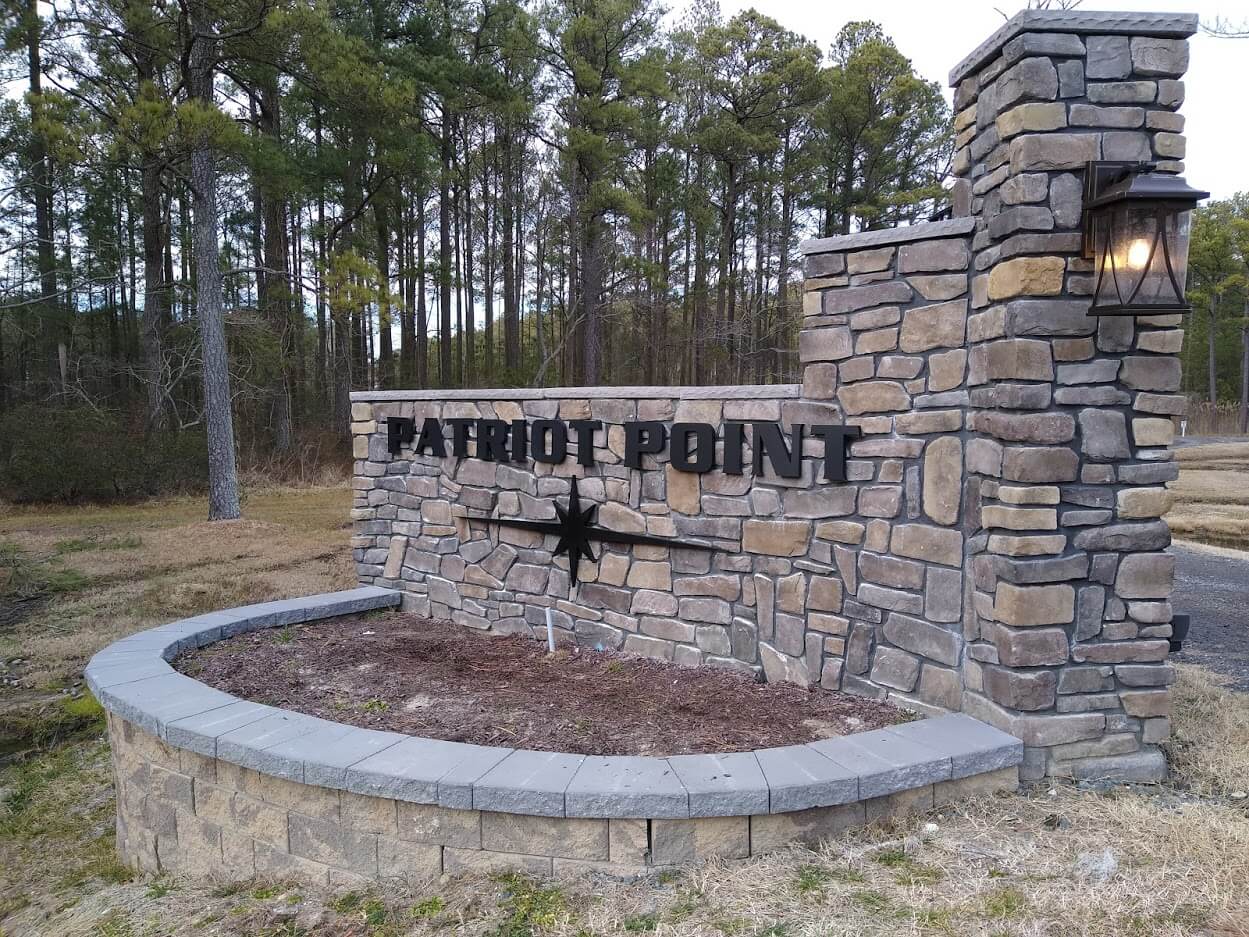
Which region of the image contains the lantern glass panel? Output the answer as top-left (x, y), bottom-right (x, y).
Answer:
top-left (1094, 203), bottom-right (1191, 310)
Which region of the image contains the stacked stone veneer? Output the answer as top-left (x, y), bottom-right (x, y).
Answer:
top-left (353, 10), bottom-right (1197, 782)
top-left (950, 10), bottom-right (1191, 781)
top-left (352, 386), bottom-right (912, 695)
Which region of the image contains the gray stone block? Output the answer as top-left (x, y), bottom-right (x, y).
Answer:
top-left (885, 714), bottom-right (1024, 779)
top-left (277, 727), bottom-right (407, 789)
top-left (811, 728), bottom-right (951, 798)
top-left (344, 737), bottom-right (511, 807)
top-left (216, 710), bottom-right (329, 780)
top-left (98, 673), bottom-right (235, 738)
top-left (564, 757), bottom-right (689, 818)
top-left (1064, 748), bottom-right (1167, 782)
top-left (473, 750), bottom-right (585, 817)
top-left (666, 752), bottom-right (769, 817)
top-left (756, 744), bottom-right (859, 813)
top-left (164, 700), bottom-right (274, 755)
top-left (85, 659), bottom-right (172, 691)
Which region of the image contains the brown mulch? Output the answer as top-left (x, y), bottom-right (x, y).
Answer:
top-left (176, 611), bottom-right (907, 756)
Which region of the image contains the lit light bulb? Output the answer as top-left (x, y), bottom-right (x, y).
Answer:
top-left (1126, 238), bottom-right (1151, 269)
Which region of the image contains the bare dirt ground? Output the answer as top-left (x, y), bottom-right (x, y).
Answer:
top-left (1, 458), bottom-right (1248, 936)
top-left (180, 612), bottom-right (903, 755)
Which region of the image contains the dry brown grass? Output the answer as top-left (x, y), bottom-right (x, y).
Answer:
top-left (2, 487), bottom-right (1249, 937)
top-left (1168, 443), bottom-right (1249, 551)
top-left (0, 486), bottom-right (354, 688)
top-left (1167, 665), bottom-right (1249, 797)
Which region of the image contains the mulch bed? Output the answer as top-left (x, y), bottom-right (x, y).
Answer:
top-left (177, 611), bottom-right (907, 756)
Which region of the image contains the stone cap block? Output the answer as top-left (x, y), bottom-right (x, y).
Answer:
top-left (352, 384), bottom-right (801, 403)
top-left (800, 218), bottom-right (974, 258)
top-left (951, 10), bottom-right (1198, 86)
top-left (88, 587), bottom-right (1024, 820)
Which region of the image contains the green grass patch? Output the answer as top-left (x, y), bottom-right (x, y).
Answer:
top-left (53, 535), bottom-right (143, 555)
top-left (491, 874), bottom-right (568, 937)
top-left (982, 886), bottom-right (1027, 919)
top-left (622, 911), bottom-right (658, 931)
top-left (851, 889), bottom-right (892, 914)
top-left (412, 896), bottom-right (445, 918)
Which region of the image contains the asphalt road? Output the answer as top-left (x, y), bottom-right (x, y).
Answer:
top-left (1172, 544), bottom-right (1249, 690)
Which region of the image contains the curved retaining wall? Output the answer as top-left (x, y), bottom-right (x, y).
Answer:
top-left (88, 589), bottom-right (1023, 884)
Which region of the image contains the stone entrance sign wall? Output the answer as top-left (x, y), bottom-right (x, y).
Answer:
top-left (352, 9), bottom-right (1196, 783)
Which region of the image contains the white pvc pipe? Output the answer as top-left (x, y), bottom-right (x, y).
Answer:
top-left (545, 607), bottom-right (556, 653)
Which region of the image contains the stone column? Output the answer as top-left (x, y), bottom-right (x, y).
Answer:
top-left (951, 10), bottom-right (1195, 781)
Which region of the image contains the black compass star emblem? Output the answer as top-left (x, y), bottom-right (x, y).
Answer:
top-left (477, 477), bottom-right (717, 585)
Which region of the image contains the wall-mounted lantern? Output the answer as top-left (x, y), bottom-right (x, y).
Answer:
top-left (1082, 161), bottom-right (1209, 316)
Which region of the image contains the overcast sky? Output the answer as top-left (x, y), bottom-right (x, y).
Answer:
top-left (708, 0), bottom-right (1247, 202)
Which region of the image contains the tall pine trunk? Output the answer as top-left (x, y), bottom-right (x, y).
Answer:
top-left (1208, 295), bottom-right (1218, 403)
top-left (439, 107), bottom-right (453, 386)
top-left (258, 79), bottom-right (292, 449)
top-left (26, 0), bottom-right (62, 394)
top-left (186, 3), bottom-right (240, 520)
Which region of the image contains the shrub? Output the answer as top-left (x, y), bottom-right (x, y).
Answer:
top-left (0, 404), bottom-right (208, 503)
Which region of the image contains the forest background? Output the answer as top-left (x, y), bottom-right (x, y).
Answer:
top-left (1, 0), bottom-right (1246, 511)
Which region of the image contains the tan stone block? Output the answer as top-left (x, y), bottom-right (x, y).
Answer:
top-left (988, 256), bottom-right (1066, 301)
top-left (837, 380), bottom-right (911, 415)
top-left (933, 766), bottom-right (1019, 806)
top-left (666, 464), bottom-right (700, 514)
top-left (816, 520), bottom-right (865, 544)
top-left (352, 435), bottom-right (370, 459)
top-left (149, 764), bottom-right (193, 809)
top-left (1054, 337), bottom-right (1094, 361)
top-left (598, 552), bottom-right (629, 587)
top-left (923, 437), bottom-right (962, 525)
top-left (1121, 689), bottom-right (1170, 717)
top-left (987, 534), bottom-right (1066, 556)
top-left (180, 750), bottom-right (217, 782)
top-left (233, 791), bottom-right (290, 847)
top-left (927, 348), bottom-right (967, 392)
top-left (214, 760), bottom-right (266, 798)
top-left (444, 846), bottom-right (552, 876)
top-left (351, 402), bottom-right (373, 421)
top-left (126, 723), bottom-right (181, 769)
top-left (1137, 329), bottom-right (1184, 354)
top-left (865, 785), bottom-right (936, 824)
top-left (254, 841), bottom-right (331, 885)
top-left (892, 524), bottom-right (963, 566)
top-left (175, 810), bottom-right (225, 872)
top-left (1131, 418), bottom-right (1175, 447)
top-left (1010, 132), bottom-right (1101, 173)
top-left (650, 817), bottom-right (749, 864)
top-left (608, 818), bottom-right (650, 865)
top-left (1117, 487), bottom-right (1174, 519)
top-left (808, 576), bottom-right (843, 612)
top-left (996, 102), bottom-right (1067, 139)
top-left (743, 520), bottom-right (811, 557)
top-left (994, 583), bottom-right (1075, 626)
top-left (982, 505), bottom-right (1058, 531)
top-left (261, 774), bottom-right (340, 822)
top-left (377, 836), bottom-right (442, 881)
top-left (748, 803), bottom-right (865, 854)
top-left (288, 812), bottom-right (378, 877)
top-left (192, 780), bottom-right (234, 826)
top-left (340, 791), bottom-right (399, 835)
top-left (397, 802), bottom-right (481, 848)
top-left (383, 536), bottom-right (408, 580)
top-left (627, 561), bottom-right (672, 590)
top-left (481, 812), bottom-right (608, 861)
top-left (899, 300), bottom-right (967, 353)
top-left (997, 485), bottom-right (1060, 505)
